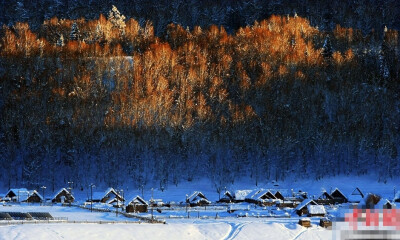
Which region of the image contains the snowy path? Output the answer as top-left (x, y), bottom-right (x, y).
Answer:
top-left (222, 222), bottom-right (249, 240)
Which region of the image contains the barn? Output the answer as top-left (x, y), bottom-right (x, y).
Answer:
top-left (51, 188), bottom-right (75, 203)
top-left (126, 195), bottom-right (148, 213)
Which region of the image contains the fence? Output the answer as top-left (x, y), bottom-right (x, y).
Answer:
top-left (0, 219), bottom-right (148, 226)
top-left (75, 204), bottom-right (165, 224)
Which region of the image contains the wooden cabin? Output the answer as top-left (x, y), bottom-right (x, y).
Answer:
top-left (320, 218), bottom-right (332, 228)
top-left (218, 190), bottom-right (234, 203)
top-left (5, 188), bottom-right (29, 202)
top-left (24, 190), bottom-right (43, 203)
top-left (298, 218), bottom-right (311, 227)
top-left (295, 199), bottom-right (318, 216)
top-left (91, 188), bottom-right (124, 203)
top-left (187, 191), bottom-right (211, 206)
top-left (245, 189), bottom-right (278, 206)
top-left (5, 189), bottom-right (43, 203)
top-left (330, 188), bottom-right (348, 204)
top-left (51, 188), bottom-right (74, 203)
top-left (126, 195), bottom-right (148, 213)
top-left (316, 191), bottom-right (334, 205)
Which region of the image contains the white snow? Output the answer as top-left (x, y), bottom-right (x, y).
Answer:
top-left (307, 205), bottom-right (326, 215)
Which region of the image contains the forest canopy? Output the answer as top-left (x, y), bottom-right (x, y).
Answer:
top-left (0, 8), bottom-right (399, 191)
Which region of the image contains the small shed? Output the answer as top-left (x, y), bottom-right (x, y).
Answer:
top-left (307, 205), bottom-right (326, 217)
top-left (348, 187), bottom-right (364, 203)
top-left (294, 199), bottom-right (318, 216)
top-left (187, 191), bottom-right (211, 206)
top-left (298, 218), bottom-right (311, 227)
top-left (376, 199), bottom-right (395, 209)
top-left (320, 217), bottom-right (332, 228)
top-left (52, 188), bottom-right (74, 203)
top-left (126, 195), bottom-right (148, 213)
top-left (330, 188), bottom-right (348, 203)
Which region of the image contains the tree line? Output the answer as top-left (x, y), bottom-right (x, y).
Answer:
top-left (0, 8), bottom-right (399, 192)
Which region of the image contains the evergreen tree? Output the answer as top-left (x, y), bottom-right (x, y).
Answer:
top-left (322, 35), bottom-right (333, 60)
top-left (57, 34), bottom-right (64, 47)
top-left (70, 21), bottom-right (79, 41)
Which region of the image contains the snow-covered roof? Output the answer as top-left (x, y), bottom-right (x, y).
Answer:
top-left (274, 189), bottom-right (292, 197)
top-left (224, 191), bottom-right (234, 199)
top-left (331, 188), bottom-right (347, 200)
top-left (318, 191), bottom-right (333, 200)
top-left (187, 191), bottom-right (208, 203)
top-left (128, 195), bottom-right (148, 206)
top-left (17, 190), bottom-right (43, 202)
top-left (234, 190), bottom-right (252, 200)
top-left (52, 188), bottom-right (74, 200)
top-left (346, 187), bottom-right (365, 202)
top-left (295, 199), bottom-right (317, 211)
top-left (5, 188), bottom-right (28, 197)
top-left (351, 187), bottom-right (364, 198)
top-left (375, 199), bottom-right (395, 209)
top-left (246, 189), bottom-right (262, 199)
top-left (307, 205), bottom-right (326, 215)
top-left (92, 187), bottom-right (124, 201)
top-left (253, 189), bottom-right (277, 200)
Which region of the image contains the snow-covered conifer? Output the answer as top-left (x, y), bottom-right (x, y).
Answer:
top-left (70, 21), bottom-right (79, 41)
top-left (108, 5), bottom-right (126, 34)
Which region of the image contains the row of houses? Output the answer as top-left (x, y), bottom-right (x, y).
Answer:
top-left (2, 186), bottom-right (399, 215)
top-left (218, 187), bottom-right (370, 206)
top-left (0, 188), bottom-right (75, 204)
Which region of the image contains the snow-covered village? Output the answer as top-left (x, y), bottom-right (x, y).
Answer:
top-left (1, 0), bottom-right (400, 239)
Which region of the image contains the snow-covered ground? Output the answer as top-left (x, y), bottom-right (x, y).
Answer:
top-left (0, 214), bottom-right (331, 240)
top-left (0, 202), bottom-right (332, 239)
